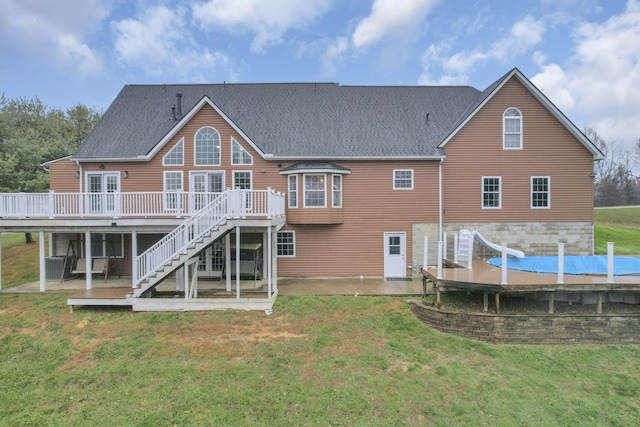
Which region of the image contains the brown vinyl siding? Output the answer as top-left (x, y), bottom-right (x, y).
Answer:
top-left (442, 78), bottom-right (595, 223)
top-left (277, 160), bottom-right (440, 277)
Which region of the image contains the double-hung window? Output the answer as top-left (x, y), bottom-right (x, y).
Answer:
top-left (332, 175), bottom-right (342, 208)
top-left (393, 170), bottom-right (413, 190)
top-left (304, 174), bottom-right (326, 207)
top-left (503, 108), bottom-right (522, 149)
top-left (482, 176), bottom-right (501, 209)
top-left (277, 231), bottom-right (296, 257)
top-left (288, 175), bottom-right (298, 208)
top-left (531, 176), bottom-right (550, 208)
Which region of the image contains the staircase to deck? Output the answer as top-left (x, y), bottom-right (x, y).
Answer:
top-left (132, 190), bottom-right (252, 297)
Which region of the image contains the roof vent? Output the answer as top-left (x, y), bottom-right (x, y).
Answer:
top-left (176, 93), bottom-right (183, 119)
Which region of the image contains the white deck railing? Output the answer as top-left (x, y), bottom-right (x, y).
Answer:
top-left (133, 189), bottom-right (284, 286)
top-left (0, 190), bottom-right (285, 219)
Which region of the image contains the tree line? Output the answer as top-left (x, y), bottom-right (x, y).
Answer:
top-left (0, 94), bottom-right (101, 193)
top-left (585, 127), bottom-right (640, 207)
top-left (0, 95), bottom-right (101, 242)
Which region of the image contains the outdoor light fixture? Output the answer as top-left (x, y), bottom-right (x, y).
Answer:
top-left (124, 171), bottom-right (129, 178)
top-left (99, 163), bottom-right (105, 169)
top-left (75, 171), bottom-right (80, 178)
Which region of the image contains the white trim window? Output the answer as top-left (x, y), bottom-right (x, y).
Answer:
top-left (304, 174), bottom-right (326, 208)
top-left (531, 176), bottom-right (550, 209)
top-left (288, 175), bottom-right (298, 208)
top-left (332, 174), bottom-right (342, 208)
top-left (231, 137), bottom-right (253, 165)
top-left (163, 138), bottom-right (184, 166)
top-left (393, 169), bottom-right (413, 190)
top-left (233, 170), bottom-right (252, 209)
top-left (482, 176), bottom-right (501, 209)
top-left (195, 126), bottom-right (221, 166)
top-left (89, 233), bottom-right (124, 257)
top-left (503, 107), bottom-right (522, 149)
top-left (164, 171), bottom-right (183, 211)
top-left (277, 231), bottom-right (295, 257)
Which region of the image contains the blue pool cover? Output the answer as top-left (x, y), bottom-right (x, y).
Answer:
top-left (488, 256), bottom-right (640, 276)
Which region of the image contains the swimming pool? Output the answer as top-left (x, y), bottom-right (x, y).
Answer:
top-left (487, 256), bottom-right (640, 276)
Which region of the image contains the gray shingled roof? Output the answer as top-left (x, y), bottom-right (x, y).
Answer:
top-left (73, 82), bottom-right (483, 161)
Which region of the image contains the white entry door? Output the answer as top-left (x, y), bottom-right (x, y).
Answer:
top-left (384, 232), bottom-right (406, 278)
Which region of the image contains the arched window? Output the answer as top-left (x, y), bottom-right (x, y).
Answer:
top-left (195, 127), bottom-right (220, 165)
top-left (503, 108), bottom-right (522, 149)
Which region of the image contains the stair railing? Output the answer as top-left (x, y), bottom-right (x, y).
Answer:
top-left (134, 191), bottom-right (229, 286)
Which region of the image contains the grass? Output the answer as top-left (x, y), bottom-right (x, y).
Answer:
top-left (1, 233), bottom-right (44, 289)
top-left (594, 207), bottom-right (640, 255)
top-left (1, 211), bottom-right (640, 424)
top-left (1, 294), bottom-right (640, 426)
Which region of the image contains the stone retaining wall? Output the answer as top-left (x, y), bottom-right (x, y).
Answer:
top-left (410, 300), bottom-right (640, 344)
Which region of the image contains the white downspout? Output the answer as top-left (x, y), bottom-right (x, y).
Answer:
top-left (75, 160), bottom-right (83, 193)
top-left (438, 158), bottom-right (443, 242)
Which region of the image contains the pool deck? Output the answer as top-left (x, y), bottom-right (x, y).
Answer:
top-left (424, 259), bottom-right (640, 293)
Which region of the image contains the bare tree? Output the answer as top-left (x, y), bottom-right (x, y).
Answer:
top-left (586, 127), bottom-right (640, 206)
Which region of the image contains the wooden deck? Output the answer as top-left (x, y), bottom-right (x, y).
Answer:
top-left (423, 259), bottom-right (640, 293)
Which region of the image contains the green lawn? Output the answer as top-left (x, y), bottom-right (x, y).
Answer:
top-left (594, 207), bottom-right (640, 255)
top-left (1, 294), bottom-right (640, 426)
top-left (1, 211), bottom-right (640, 425)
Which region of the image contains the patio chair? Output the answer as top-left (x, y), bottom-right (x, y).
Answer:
top-left (71, 258), bottom-right (111, 282)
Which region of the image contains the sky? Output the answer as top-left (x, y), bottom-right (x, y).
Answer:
top-left (1, 0), bottom-right (639, 150)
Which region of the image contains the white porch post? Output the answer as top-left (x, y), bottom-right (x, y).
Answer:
top-left (267, 226), bottom-right (272, 298)
top-left (0, 232), bottom-right (3, 291)
top-left (39, 231), bottom-right (46, 292)
top-left (225, 233), bottom-right (231, 292)
top-left (235, 226), bottom-right (241, 299)
top-left (272, 229), bottom-right (278, 292)
top-left (85, 231), bottom-right (93, 290)
top-left (131, 231), bottom-right (138, 288)
top-left (176, 266), bottom-right (184, 292)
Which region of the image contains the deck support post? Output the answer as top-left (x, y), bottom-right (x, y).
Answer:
top-left (442, 231), bottom-right (447, 260)
top-left (225, 233), bottom-right (231, 292)
top-left (597, 292), bottom-right (603, 314)
top-left (131, 231), bottom-right (138, 288)
top-left (436, 240), bottom-right (443, 280)
top-left (467, 234), bottom-right (474, 269)
top-left (494, 293), bottom-right (500, 314)
top-left (607, 242), bottom-right (614, 284)
top-left (436, 285), bottom-right (441, 308)
top-left (235, 226), bottom-right (241, 299)
top-left (267, 226), bottom-right (272, 298)
top-left (423, 236), bottom-right (428, 270)
top-left (39, 231), bottom-right (46, 292)
top-left (453, 233), bottom-right (458, 264)
top-left (500, 244), bottom-right (508, 285)
top-left (557, 243), bottom-right (564, 284)
top-left (548, 292), bottom-right (554, 314)
top-left (483, 291), bottom-right (488, 312)
top-left (85, 231), bottom-right (93, 290)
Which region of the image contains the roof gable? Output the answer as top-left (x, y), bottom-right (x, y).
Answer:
top-left (438, 68), bottom-right (604, 160)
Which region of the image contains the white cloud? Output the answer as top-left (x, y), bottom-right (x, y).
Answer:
top-left (418, 14), bottom-right (546, 86)
top-left (352, 0), bottom-right (439, 48)
top-left (532, 0), bottom-right (640, 147)
top-left (0, 0), bottom-right (107, 74)
top-left (192, 0), bottom-right (332, 53)
top-left (320, 37), bottom-right (349, 77)
top-left (112, 5), bottom-right (232, 79)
